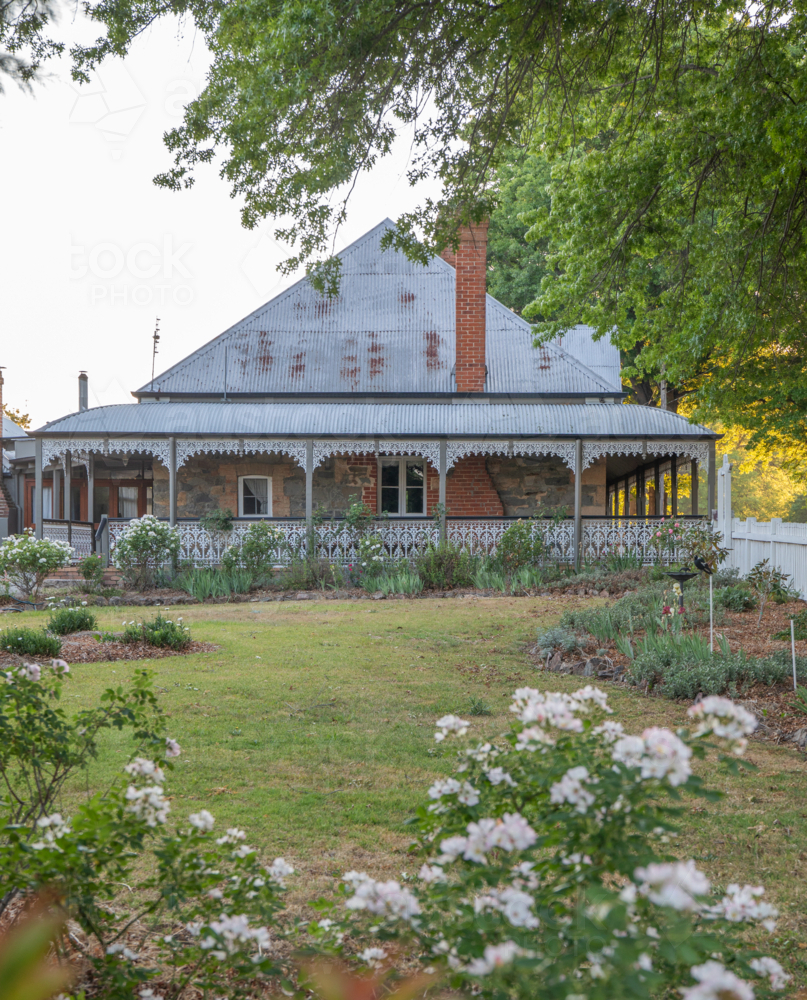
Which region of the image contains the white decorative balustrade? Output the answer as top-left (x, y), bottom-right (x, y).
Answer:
top-left (41, 520), bottom-right (95, 562)
top-left (106, 516), bottom-right (705, 568)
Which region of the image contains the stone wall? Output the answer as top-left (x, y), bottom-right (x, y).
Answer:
top-left (486, 455), bottom-right (606, 516)
top-left (152, 452), bottom-right (607, 518)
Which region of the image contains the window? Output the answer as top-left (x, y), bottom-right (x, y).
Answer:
top-left (118, 486), bottom-right (139, 518)
top-left (380, 458), bottom-right (425, 515)
top-left (239, 476), bottom-right (272, 517)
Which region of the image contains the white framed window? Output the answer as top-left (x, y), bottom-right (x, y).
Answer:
top-left (379, 458), bottom-right (426, 516)
top-left (238, 476), bottom-right (272, 517)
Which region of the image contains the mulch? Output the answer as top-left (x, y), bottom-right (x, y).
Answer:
top-left (0, 634), bottom-right (219, 666)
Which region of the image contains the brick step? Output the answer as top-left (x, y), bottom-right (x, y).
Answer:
top-left (45, 567), bottom-right (123, 586)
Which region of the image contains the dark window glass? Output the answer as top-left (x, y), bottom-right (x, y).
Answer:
top-left (94, 487), bottom-right (110, 521)
top-left (381, 464), bottom-right (399, 487)
top-left (118, 486), bottom-right (139, 518)
top-left (242, 477), bottom-right (269, 516)
top-left (70, 486), bottom-right (82, 521)
top-left (381, 488), bottom-right (399, 513)
top-left (405, 462), bottom-right (424, 487)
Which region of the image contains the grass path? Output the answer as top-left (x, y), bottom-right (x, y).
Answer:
top-left (8, 596), bottom-right (807, 982)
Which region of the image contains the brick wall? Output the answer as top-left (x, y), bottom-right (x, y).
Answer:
top-left (454, 222), bottom-right (488, 392)
top-left (445, 455), bottom-right (504, 516)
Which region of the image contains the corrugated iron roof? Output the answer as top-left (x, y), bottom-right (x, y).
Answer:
top-left (137, 220), bottom-right (621, 397)
top-left (36, 402), bottom-right (716, 438)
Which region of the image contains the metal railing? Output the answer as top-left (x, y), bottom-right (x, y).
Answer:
top-left (105, 515), bottom-right (704, 568)
top-left (41, 519), bottom-right (95, 561)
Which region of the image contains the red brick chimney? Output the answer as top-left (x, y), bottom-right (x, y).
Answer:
top-left (453, 221), bottom-right (489, 392)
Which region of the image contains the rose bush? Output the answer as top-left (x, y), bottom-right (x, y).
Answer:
top-left (312, 687), bottom-right (790, 1000)
top-left (0, 529), bottom-right (72, 600)
top-left (112, 515), bottom-right (180, 590)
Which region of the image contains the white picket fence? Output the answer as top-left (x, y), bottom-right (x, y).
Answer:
top-left (715, 455), bottom-right (807, 598)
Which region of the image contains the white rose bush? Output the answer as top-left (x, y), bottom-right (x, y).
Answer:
top-left (113, 514), bottom-right (180, 589)
top-left (0, 665), bottom-right (792, 999)
top-left (0, 528), bottom-right (72, 600)
top-left (311, 687), bottom-right (790, 1000)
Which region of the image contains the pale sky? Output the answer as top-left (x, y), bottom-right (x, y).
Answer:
top-left (1, 14), bottom-right (441, 429)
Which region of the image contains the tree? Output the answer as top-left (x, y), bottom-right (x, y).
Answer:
top-left (0, 0), bottom-right (64, 88)
top-left (523, 13), bottom-right (807, 453)
top-left (2, 404), bottom-right (31, 429)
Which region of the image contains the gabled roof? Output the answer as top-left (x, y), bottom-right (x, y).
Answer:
top-left (137, 220), bottom-right (621, 398)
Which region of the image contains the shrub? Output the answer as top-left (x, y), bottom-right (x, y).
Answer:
top-left (370, 566), bottom-right (423, 595)
top-left (773, 608), bottom-right (807, 641)
top-left (629, 642), bottom-right (807, 699)
top-left (77, 553), bottom-right (105, 590)
top-left (113, 515), bottom-right (180, 591)
top-left (747, 559), bottom-right (795, 622)
top-left (473, 560), bottom-right (507, 592)
top-left (221, 521), bottom-right (285, 574)
top-left (648, 517), bottom-right (728, 570)
top-left (717, 583), bottom-right (757, 612)
top-left (535, 625), bottom-right (579, 657)
top-left (199, 507), bottom-right (235, 533)
top-left (493, 518), bottom-right (546, 572)
top-left (48, 606), bottom-right (98, 635)
top-left (415, 540), bottom-right (477, 589)
top-left (0, 530), bottom-right (72, 601)
top-left (175, 567), bottom-right (255, 600)
top-left (327, 687), bottom-right (786, 1000)
top-left (0, 626), bottom-right (61, 658)
top-left (120, 613), bottom-right (191, 650)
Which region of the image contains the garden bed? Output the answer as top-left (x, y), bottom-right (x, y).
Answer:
top-left (0, 631), bottom-right (220, 665)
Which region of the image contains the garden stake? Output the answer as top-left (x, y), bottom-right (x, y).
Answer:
top-left (709, 575), bottom-right (714, 653)
top-left (792, 619), bottom-right (797, 693)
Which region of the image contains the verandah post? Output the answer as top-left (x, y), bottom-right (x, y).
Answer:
top-left (65, 450), bottom-right (72, 545)
top-left (691, 458), bottom-right (699, 515)
top-left (573, 439), bottom-right (583, 570)
top-left (305, 440), bottom-right (314, 527)
top-left (707, 440), bottom-right (717, 523)
top-left (168, 436), bottom-right (177, 526)
top-left (34, 437), bottom-right (43, 538)
top-left (670, 457), bottom-right (678, 517)
top-left (439, 439), bottom-right (447, 542)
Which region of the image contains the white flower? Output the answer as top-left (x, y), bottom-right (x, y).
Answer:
top-left (418, 863), bottom-right (447, 883)
top-left (125, 785), bottom-right (170, 827)
top-left (475, 887), bottom-right (539, 928)
top-left (216, 827), bottom-right (246, 845)
top-left (594, 720), bottom-right (625, 745)
top-left (199, 913), bottom-right (270, 959)
top-left (703, 884), bottom-right (778, 930)
top-left (435, 714), bottom-right (470, 742)
top-left (139, 990), bottom-right (164, 1000)
top-left (633, 860), bottom-right (710, 911)
top-left (687, 697), bottom-right (757, 754)
top-left (749, 957), bottom-right (790, 991)
top-left (613, 728), bottom-right (692, 787)
top-left (165, 738), bottom-right (181, 758)
top-left (439, 813), bottom-right (536, 865)
top-left (31, 812), bottom-right (72, 850)
top-left (485, 767), bottom-right (517, 787)
top-left (50, 659), bottom-right (69, 674)
top-left (266, 857), bottom-right (294, 886)
top-left (343, 872), bottom-right (421, 921)
top-left (19, 663), bottom-right (41, 681)
top-left (428, 777), bottom-right (462, 800)
top-left (681, 961), bottom-right (754, 1000)
top-left (515, 725), bottom-right (556, 751)
top-left (189, 810), bottom-right (215, 832)
top-left (466, 941), bottom-right (525, 976)
top-left (125, 758), bottom-right (165, 784)
top-left (550, 765), bottom-right (596, 814)
top-left (358, 947), bottom-right (387, 968)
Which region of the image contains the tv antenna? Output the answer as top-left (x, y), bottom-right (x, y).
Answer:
top-left (150, 318), bottom-right (161, 391)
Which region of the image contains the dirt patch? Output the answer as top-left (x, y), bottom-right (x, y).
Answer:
top-left (0, 634), bottom-right (219, 666)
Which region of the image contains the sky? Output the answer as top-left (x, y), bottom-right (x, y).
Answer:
top-left (0, 15), bottom-right (442, 429)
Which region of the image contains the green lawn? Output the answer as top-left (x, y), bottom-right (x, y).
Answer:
top-left (7, 596), bottom-right (807, 975)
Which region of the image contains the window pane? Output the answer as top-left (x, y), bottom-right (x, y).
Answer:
top-left (146, 486), bottom-right (153, 516)
top-left (71, 486), bottom-right (82, 521)
top-left (242, 477), bottom-right (269, 516)
top-left (42, 487), bottom-right (52, 519)
top-left (94, 487), bottom-right (109, 521)
top-left (381, 464), bottom-right (399, 487)
top-left (118, 486), bottom-right (139, 518)
top-left (405, 461), bottom-right (424, 487)
top-left (405, 487), bottom-right (424, 514)
top-left (381, 487), bottom-right (399, 514)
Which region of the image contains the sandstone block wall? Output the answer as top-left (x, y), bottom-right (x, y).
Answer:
top-left (152, 452), bottom-right (606, 519)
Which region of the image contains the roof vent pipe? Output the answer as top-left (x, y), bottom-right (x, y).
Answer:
top-left (78, 372), bottom-right (88, 412)
top-left (454, 221), bottom-right (489, 393)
